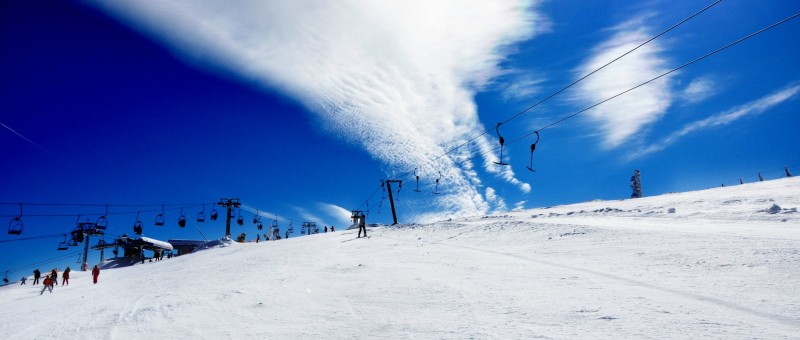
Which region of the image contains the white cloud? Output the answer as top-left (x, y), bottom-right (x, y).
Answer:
top-left (629, 83), bottom-right (800, 159)
top-left (318, 203), bottom-right (354, 228)
top-left (573, 19), bottom-right (673, 148)
top-left (499, 74), bottom-right (543, 101)
top-left (292, 206), bottom-right (324, 226)
top-left (485, 187), bottom-right (507, 211)
top-left (85, 0), bottom-right (542, 217)
top-left (681, 77), bottom-right (716, 103)
top-left (512, 200), bottom-right (527, 211)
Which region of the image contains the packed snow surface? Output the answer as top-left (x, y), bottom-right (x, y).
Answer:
top-left (1, 178), bottom-right (799, 339)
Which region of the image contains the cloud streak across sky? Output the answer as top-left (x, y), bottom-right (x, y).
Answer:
top-left (85, 0), bottom-right (542, 220)
top-left (630, 83), bottom-right (800, 160)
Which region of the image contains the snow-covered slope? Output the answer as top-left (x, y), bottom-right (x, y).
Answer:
top-left (1, 177), bottom-right (798, 339)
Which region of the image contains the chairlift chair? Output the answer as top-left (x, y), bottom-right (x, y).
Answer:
top-left (236, 210), bottom-right (244, 226)
top-left (68, 238), bottom-right (78, 247)
top-left (8, 216), bottom-right (23, 235)
top-left (8, 204), bottom-right (24, 235)
top-left (71, 228), bottom-right (84, 244)
top-left (57, 235), bottom-right (69, 250)
top-left (155, 205), bottom-right (165, 226)
top-left (95, 205), bottom-right (109, 230)
top-left (178, 208), bottom-right (187, 228)
top-left (210, 207), bottom-right (218, 221)
top-left (133, 211), bottom-right (144, 235)
top-left (197, 205), bottom-right (206, 222)
top-left (257, 223), bottom-right (263, 230)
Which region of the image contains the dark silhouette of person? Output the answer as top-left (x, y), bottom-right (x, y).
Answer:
top-left (357, 213), bottom-right (367, 238)
top-left (33, 269), bottom-right (41, 285)
top-left (50, 269), bottom-right (58, 288)
top-left (62, 267), bottom-right (71, 286)
top-left (92, 265), bottom-right (100, 284)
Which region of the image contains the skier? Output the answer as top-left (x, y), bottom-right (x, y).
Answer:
top-left (285, 230), bottom-right (289, 239)
top-left (40, 276), bottom-right (54, 295)
top-left (20, 277), bottom-right (27, 285)
top-left (357, 213), bottom-right (367, 238)
top-left (324, 226), bottom-right (328, 233)
top-left (331, 225), bottom-right (335, 232)
top-left (50, 269), bottom-right (58, 288)
top-left (91, 265), bottom-right (100, 284)
top-left (33, 269), bottom-right (41, 285)
top-left (62, 267), bottom-right (71, 286)
top-left (256, 234), bottom-right (260, 243)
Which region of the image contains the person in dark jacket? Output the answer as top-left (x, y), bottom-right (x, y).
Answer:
top-left (357, 213), bottom-right (367, 238)
top-left (33, 269), bottom-right (41, 285)
top-left (62, 267), bottom-right (71, 286)
top-left (92, 265), bottom-right (100, 284)
top-left (50, 269), bottom-right (58, 288)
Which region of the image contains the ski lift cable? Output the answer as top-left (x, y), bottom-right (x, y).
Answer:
top-left (2, 251), bottom-right (81, 276)
top-left (348, 0), bottom-right (727, 211)
top-left (0, 203), bottom-right (217, 218)
top-left (0, 202), bottom-right (212, 207)
top-left (454, 11), bottom-right (800, 168)
top-left (424, 0), bottom-right (722, 167)
top-left (0, 233), bottom-right (63, 243)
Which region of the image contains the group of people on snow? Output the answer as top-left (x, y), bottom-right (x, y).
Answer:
top-left (27, 265), bottom-right (99, 295)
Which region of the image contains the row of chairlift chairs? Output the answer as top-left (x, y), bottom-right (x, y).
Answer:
top-left (131, 205), bottom-right (282, 235)
top-left (133, 205), bottom-right (221, 235)
top-left (8, 204), bottom-right (289, 248)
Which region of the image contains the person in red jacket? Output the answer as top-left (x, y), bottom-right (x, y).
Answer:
top-left (91, 265), bottom-right (100, 284)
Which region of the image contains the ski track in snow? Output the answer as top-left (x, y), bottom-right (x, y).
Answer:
top-left (0, 177), bottom-right (798, 339)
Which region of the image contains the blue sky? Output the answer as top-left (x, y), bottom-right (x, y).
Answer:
top-left (1, 0), bottom-right (798, 277)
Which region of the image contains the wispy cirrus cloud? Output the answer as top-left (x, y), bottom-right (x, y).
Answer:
top-left (85, 0), bottom-right (543, 219)
top-left (573, 18), bottom-right (673, 149)
top-left (629, 83), bottom-right (800, 160)
top-left (318, 203), bottom-right (354, 228)
top-left (681, 76), bottom-right (717, 103)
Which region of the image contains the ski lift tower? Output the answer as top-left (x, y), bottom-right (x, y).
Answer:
top-left (217, 198), bottom-right (241, 239)
top-left (75, 219), bottom-right (105, 271)
top-left (381, 179), bottom-right (402, 225)
top-left (630, 170), bottom-right (643, 198)
top-left (301, 222), bottom-right (316, 236)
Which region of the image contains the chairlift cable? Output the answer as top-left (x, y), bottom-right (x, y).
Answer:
top-left (425, 0), bottom-right (722, 166)
top-left (0, 233), bottom-right (63, 243)
top-left (2, 251), bottom-right (81, 276)
top-left (454, 11), bottom-right (800, 168)
top-left (0, 204), bottom-right (216, 218)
